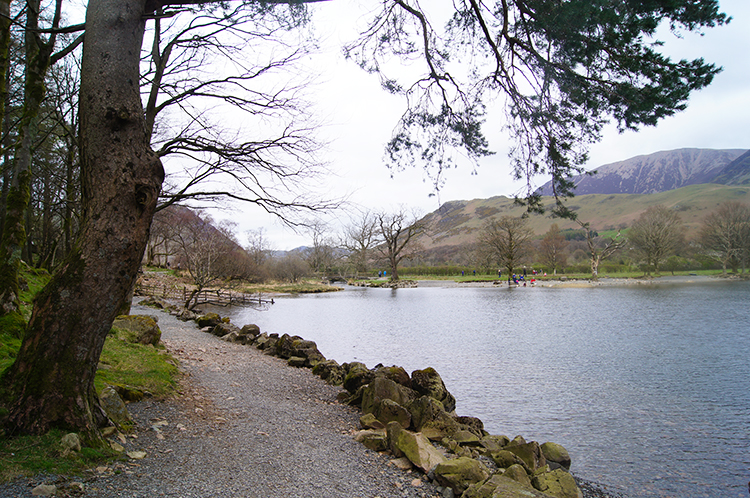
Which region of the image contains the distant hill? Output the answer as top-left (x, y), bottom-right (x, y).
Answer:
top-left (418, 184), bottom-right (750, 251)
top-left (538, 148), bottom-right (747, 195)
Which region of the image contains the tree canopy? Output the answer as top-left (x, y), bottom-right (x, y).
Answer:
top-left (346, 0), bottom-right (728, 216)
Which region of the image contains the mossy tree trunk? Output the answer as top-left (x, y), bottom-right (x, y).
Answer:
top-left (0, 0), bottom-right (10, 236)
top-left (2, 0), bottom-right (163, 440)
top-left (0, 0), bottom-right (54, 316)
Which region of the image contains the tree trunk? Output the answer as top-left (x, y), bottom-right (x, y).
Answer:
top-left (0, 0), bottom-right (11, 241)
top-left (2, 0), bottom-right (163, 440)
top-left (0, 0), bottom-right (58, 314)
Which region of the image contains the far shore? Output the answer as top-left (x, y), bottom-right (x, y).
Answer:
top-left (415, 273), bottom-right (746, 289)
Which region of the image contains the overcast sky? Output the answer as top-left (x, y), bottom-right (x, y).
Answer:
top-left (215, 0), bottom-right (750, 250)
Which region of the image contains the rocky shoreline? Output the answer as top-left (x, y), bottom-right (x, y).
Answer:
top-left (134, 296), bottom-right (628, 498)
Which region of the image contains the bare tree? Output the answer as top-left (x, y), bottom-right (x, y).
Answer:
top-left (699, 202), bottom-right (750, 274)
top-left (143, 3), bottom-right (337, 220)
top-left (304, 220), bottom-right (336, 274)
top-left (628, 205), bottom-right (684, 276)
top-left (577, 220), bottom-right (626, 279)
top-left (245, 227), bottom-right (272, 281)
top-left (173, 209), bottom-right (246, 308)
top-left (478, 216), bottom-right (533, 278)
top-left (341, 210), bottom-right (378, 276)
top-left (376, 208), bottom-right (426, 281)
top-left (272, 251), bottom-right (310, 283)
top-left (538, 223), bottom-right (568, 275)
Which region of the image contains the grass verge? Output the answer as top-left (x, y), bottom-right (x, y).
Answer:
top-left (0, 266), bottom-right (180, 483)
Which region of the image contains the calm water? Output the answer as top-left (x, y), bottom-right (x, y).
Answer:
top-left (226, 279), bottom-right (750, 497)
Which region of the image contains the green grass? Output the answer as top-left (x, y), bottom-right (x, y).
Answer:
top-left (95, 328), bottom-right (178, 397)
top-left (241, 280), bottom-right (343, 294)
top-left (0, 266), bottom-right (180, 483)
top-left (0, 429), bottom-right (113, 482)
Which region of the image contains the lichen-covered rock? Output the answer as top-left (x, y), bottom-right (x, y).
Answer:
top-left (507, 434), bottom-right (527, 446)
top-left (288, 356), bottom-right (306, 367)
top-left (387, 421), bottom-right (446, 473)
top-left (462, 474), bottom-right (552, 498)
top-left (138, 296), bottom-right (168, 309)
top-left (291, 339), bottom-right (326, 367)
top-left (373, 399), bottom-right (412, 428)
top-left (451, 429), bottom-right (481, 446)
top-left (503, 463), bottom-right (532, 487)
top-left (410, 367), bottom-right (456, 412)
top-left (60, 433), bottom-right (81, 454)
top-left (360, 412), bottom-right (386, 430)
top-left (112, 315), bottom-right (161, 345)
top-left (456, 415), bottom-right (485, 437)
top-left (240, 324), bottom-right (261, 336)
top-left (507, 441), bottom-right (547, 473)
top-left (478, 435), bottom-right (510, 453)
top-left (343, 362), bottom-right (375, 394)
top-left (99, 385), bottom-right (133, 429)
top-left (373, 365), bottom-right (412, 388)
top-left (361, 377), bottom-right (417, 415)
top-left (312, 360), bottom-right (345, 386)
top-left (433, 457), bottom-right (490, 495)
top-left (408, 395), bottom-right (460, 440)
top-left (176, 308), bottom-right (198, 322)
top-left (491, 449), bottom-right (528, 471)
top-left (113, 383), bottom-right (145, 402)
top-left (274, 334), bottom-right (303, 358)
top-left (196, 312), bottom-right (222, 328)
top-left (541, 442), bottom-right (572, 471)
top-left (531, 469), bottom-right (583, 498)
top-left (354, 429), bottom-right (388, 452)
top-left (213, 322), bottom-right (241, 338)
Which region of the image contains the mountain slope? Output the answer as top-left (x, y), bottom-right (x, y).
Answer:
top-left (538, 148), bottom-right (746, 195)
top-left (711, 150), bottom-right (750, 185)
top-left (419, 184), bottom-right (750, 250)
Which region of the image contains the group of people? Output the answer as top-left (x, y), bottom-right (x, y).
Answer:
top-left (505, 267), bottom-right (536, 287)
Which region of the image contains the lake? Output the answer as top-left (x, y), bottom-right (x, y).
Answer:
top-left (226, 278), bottom-right (750, 497)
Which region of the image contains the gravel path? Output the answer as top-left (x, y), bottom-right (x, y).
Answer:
top-left (0, 305), bottom-right (442, 498)
top-left (1, 303), bottom-right (625, 498)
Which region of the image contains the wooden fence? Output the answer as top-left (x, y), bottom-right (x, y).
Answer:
top-left (136, 283), bottom-right (274, 308)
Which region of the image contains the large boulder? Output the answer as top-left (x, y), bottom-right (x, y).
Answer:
top-left (456, 415), bottom-right (485, 437)
top-left (312, 360), bottom-right (345, 386)
top-left (274, 334), bottom-right (303, 358)
top-left (240, 324), bottom-right (261, 337)
top-left (196, 313), bottom-right (222, 328)
top-left (506, 441), bottom-right (547, 473)
top-left (373, 399), bottom-right (411, 428)
top-left (503, 463), bottom-right (532, 487)
top-left (361, 377), bottom-right (417, 415)
top-left (99, 385), bottom-right (133, 429)
top-left (214, 322), bottom-right (241, 338)
top-left (373, 365), bottom-right (412, 388)
top-left (386, 422), bottom-right (446, 473)
top-left (531, 469), bottom-right (583, 498)
top-left (463, 474), bottom-right (553, 498)
top-left (410, 367), bottom-right (456, 412)
top-left (409, 395), bottom-right (460, 440)
top-left (112, 315), bottom-right (161, 346)
top-left (354, 429), bottom-right (388, 452)
top-left (541, 442), bottom-right (572, 471)
top-left (176, 308), bottom-right (198, 322)
top-left (491, 449), bottom-right (529, 471)
top-left (290, 339), bottom-right (326, 367)
top-left (434, 457), bottom-right (491, 495)
top-left (343, 362), bottom-right (374, 394)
